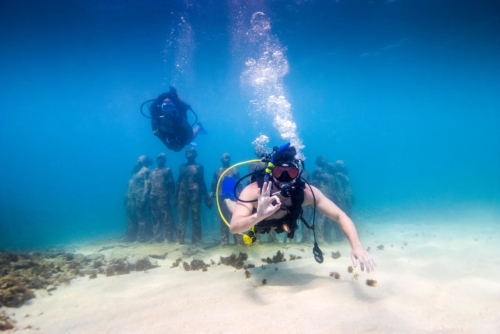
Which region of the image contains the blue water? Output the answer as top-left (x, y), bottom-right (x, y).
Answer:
top-left (0, 0), bottom-right (499, 250)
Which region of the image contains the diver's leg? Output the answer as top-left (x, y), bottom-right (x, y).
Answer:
top-left (156, 133), bottom-right (173, 150)
top-left (192, 124), bottom-right (201, 138)
top-left (181, 119), bottom-right (196, 143)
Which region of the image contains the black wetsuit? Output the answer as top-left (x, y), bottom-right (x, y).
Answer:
top-left (150, 94), bottom-right (194, 152)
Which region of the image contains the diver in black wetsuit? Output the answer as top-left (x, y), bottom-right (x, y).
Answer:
top-left (145, 87), bottom-right (203, 152)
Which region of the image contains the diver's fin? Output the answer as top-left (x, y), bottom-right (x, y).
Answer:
top-left (197, 122), bottom-right (208, 135)
top-left (189, 142), bottom-right (198, 146)
top-left (222, 177), bottom-right (236, 200)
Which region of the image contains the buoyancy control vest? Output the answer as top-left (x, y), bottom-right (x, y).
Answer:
top-left (253, 175), bottom-right (306, 240)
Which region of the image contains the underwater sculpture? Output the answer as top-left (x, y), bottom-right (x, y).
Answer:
top-left (149, 153), bottom-right (175, 242)
top-left (123, 155), bottom-right (153, 242)
top-left (175, 147), bottom-right (211, 244)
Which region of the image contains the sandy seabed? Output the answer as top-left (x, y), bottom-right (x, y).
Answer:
top-left (4, 208), bottom-right (500, 334)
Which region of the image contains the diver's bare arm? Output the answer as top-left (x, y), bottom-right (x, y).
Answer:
top-left (306, 185), bottom-right (376, 272)
top-left (230, 182), bottom-right (280, 234)
top-left (230, 201), bottom-right (259, 234)
top-left (306, 186), bottom-right (362, 248)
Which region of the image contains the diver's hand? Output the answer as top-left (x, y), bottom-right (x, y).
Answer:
top-left (256, 181), bottom-right (281, 220)
top-left (351, 246), bottom-right (377, 273)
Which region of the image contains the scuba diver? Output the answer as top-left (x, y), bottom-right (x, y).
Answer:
top-left (216, 143), bottom-right (376, 272)
top-left (141, 86), bottom-right (204, 152)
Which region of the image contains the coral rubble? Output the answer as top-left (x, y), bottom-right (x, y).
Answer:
top-left (0, 277), bottom-right (35, 308)
top-left (171, 258), bottom-right (182, 268)
top-left (0, 310), bottom-right (15, 331)
top-left (104, 257), bottom-right (159, 277)
top-left (0, 251), bottom-right (90, 308)
top-left (220, 253), bottom-right (248, 270)
top-left (0, 250), bottom-right (160, 308)
top-left (329, 272), bottom-right (340, 279)
top-left (244, 270), bottom-right (251, 278)
top-left (188, 259), bottom-right (210, 271)
top-left (261, 251), bottom-right (286, 264)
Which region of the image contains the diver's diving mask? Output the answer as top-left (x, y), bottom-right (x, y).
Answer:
top-left (271, 163), bottom-right (300, 198)
top-left (160, 101), bottom-right (176, 115)
top-left (272, 164), bottom-right (299, 182)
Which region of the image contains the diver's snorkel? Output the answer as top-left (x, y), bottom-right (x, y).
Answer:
top-left (263, 142), bottom-right (290, 183)
top-left (263, 142), bottom-right (292, 199)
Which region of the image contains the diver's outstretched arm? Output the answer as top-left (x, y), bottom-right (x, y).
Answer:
top-left (304, 185), bottom-right (377, 272)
